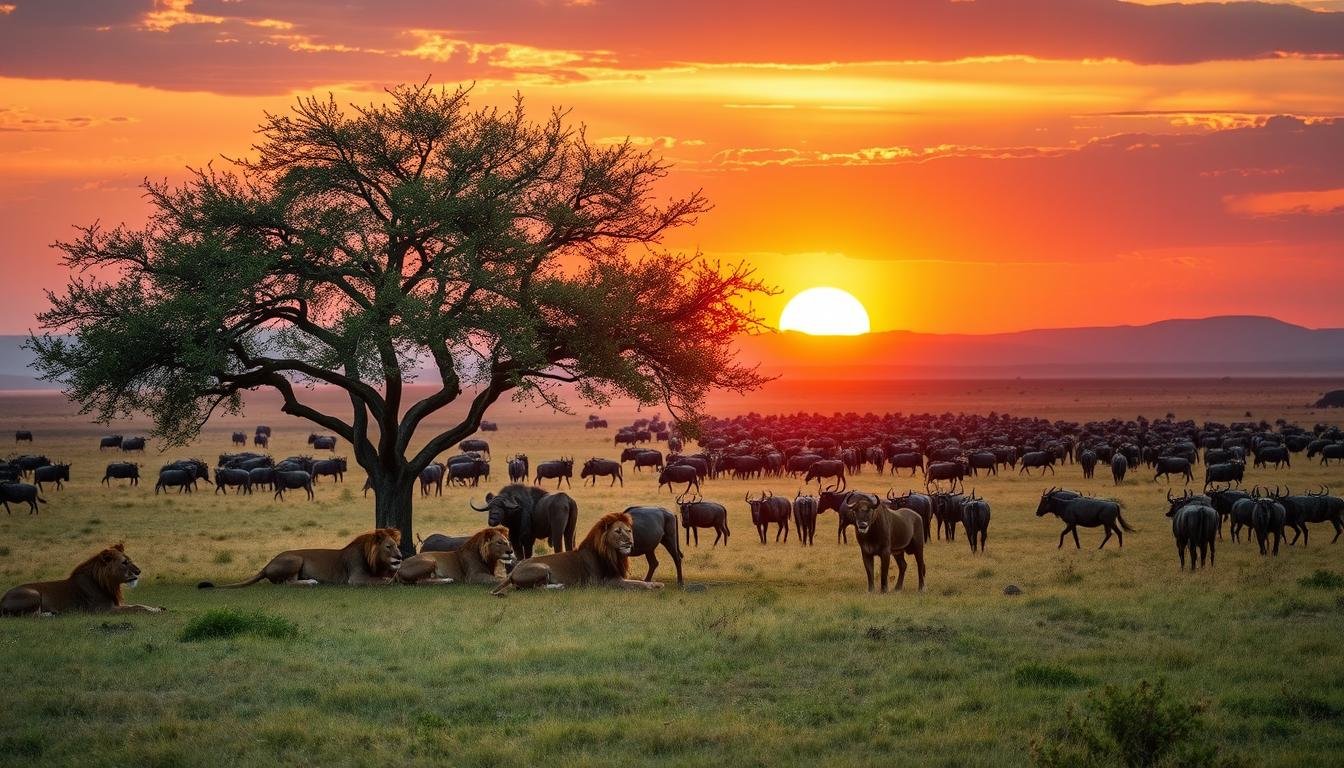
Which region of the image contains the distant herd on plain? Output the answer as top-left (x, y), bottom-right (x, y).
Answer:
top-left (3, 410), bottom-right (1343, 616)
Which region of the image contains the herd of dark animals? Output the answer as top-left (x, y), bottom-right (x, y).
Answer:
top-left (3, 408), bottom-right (1344, 604)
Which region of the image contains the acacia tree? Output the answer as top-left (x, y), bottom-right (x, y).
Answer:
top-left (28, 84), bottom-right (771, 551)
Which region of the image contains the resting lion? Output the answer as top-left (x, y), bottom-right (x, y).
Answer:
top-left (396, 526), bottom-right (515, 586)
top-left (491, 511), bottom-right (663, 595)
top-left (198, 528), bottom-right (402, 588)
top-left (2, 543), bottom-right (165, 616)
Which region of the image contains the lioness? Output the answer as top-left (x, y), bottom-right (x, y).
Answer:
top-left (2, 543), bottom-right (165, 616)
top-left (396, 526), bottom-right (515, 586)
top-left (198, 528), bottom-right (402, 588)
top-left (491, 512), bottom-right (663, 595)
top-left (844, 492), bottom-right (927, 592)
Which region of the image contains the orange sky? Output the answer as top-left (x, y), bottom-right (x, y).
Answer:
top-left (1, 0), bottom-right (1342, 334)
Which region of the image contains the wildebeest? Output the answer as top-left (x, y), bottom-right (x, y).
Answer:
top-left (1166, 492), bottom-right (1218, 570)
top-left (102, 462), bottom-right (140, 486)
top-left (1320, 444), bottom-right (1344, 466)
top-left (925, 461), bottom-right (966, 492)
top-left (11, 455), bottom-right (50, 477)
top-left (1253, 445), bottom-right (1290, 470)
top-left (786, 453), bottom-right (824, 477)
top-left (416, 533), bottom-right (471, 553)
top-left (273, 470), bottom-right (315, 501)
top-left (803, 459), bottom-right (846, 491)
top-left (622, 505), bottom-right (685, 586)
top-left (1153, 457), bottom-right (1193, 484)
top-left (967, 451), bottom-right (998, 477)
top-left (1079, 450), bottom-right (1097, 480)
top-left (308, 434), bottom-right (337, 451)
top-left (508, 454), bottom-right (529, 483)
top-left (14, 430), bottom-right (32, 443)
top-left (818, 489), bottom-right (856, 543)
top-left (253, 433), bottom-right (269, 448)
top-left (792, 492), bottom-right (819, 546)
top-left (746, 491), bottom-right (792, 544)
top-left (213, 467), bottom-right (252, 495)
top-left (32, 463), bottom-right (71, 492)
top-left (99, 435), bottom-right (123, 451)
top-left (1273, 487), bottom-right (1344, 546)
top-left (459, 438), bottom-right (490, 457)
top-left (888, 452), bottom-right (924, 477)
top-left (121, 436), bottom-right (146, 452)
top-left (728, 455), bottom-right (764, 480)
top-left (1111, 453), bottom-right (1128, 485)
top-left (0, 482), bottom-right (46, 514)
top-left (155, 468), bottom-right (197, 494)
top-left (1250, 496), bottom-right (1287, 555)
top-left (419, 463), bottom-right (445, 497)
top-left (255, 425), bottom-right (272, 437)
top-left (929, 491), bottom-right (965, 540)
top-left (1203, 460), bottom-right (1244, 489)
top-left (961, 492), bottom-right (991, 553)
top-left (677, 497), bottom-right (730, 547)
top-left (534, 457), bottom-right (574, 489)
top-left (1018, 451), bottom-right (1055, 476)
top-left (447, 458), bottom-right (490, 487)
top-left (231, 431), bottom-right (247, 446)
top-left (621, 447), bottom-right (664, 473)
top-left (479, 421), bottom-right (498, 432)
top-left (657, 464), bottom-right (699, 496)
top-left (844, 492), bottom-right (926, 592)
top-left (1208, 487), bottom-right (1252, 540)
top-left (312, 457), bottom-right (348, 484)
top-left (248, 466), bottom-right (275, 491)
top-left (887, 490), bottom-right (934, 543)
top-left (581, 458), bottom-right (624, 487)
top-left (1035, 488), bottom-right (1135, 549)
top-left (471, 484), bottom-right (578, 559)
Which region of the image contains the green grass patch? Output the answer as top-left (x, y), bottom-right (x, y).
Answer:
top-left (1014, 663), bottom-right (1089, 688)
top-left (1299, 569), bottom-right (1344, 589)
top-left (178, 609), bottom-right (299, 643)
top-left (212, 550), bottom-right (233, 564)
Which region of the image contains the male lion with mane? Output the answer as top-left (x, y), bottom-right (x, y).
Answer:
top-left (396, 526), bottom-right (516, 586)
top-left (2, 543), bottom-right (165, 616)
top-left (198, 528), bottom-right (402, 588)
top-left (491, 512), bottom-right (662, 595)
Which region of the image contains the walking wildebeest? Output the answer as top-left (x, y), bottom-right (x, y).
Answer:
top-left (213, 467), bottom-right (252, 495)
top-left (581, 458), bottom-right (624, 487)
top-left (1036, 487), bottom-right (1135, 549)
top-left (231, 431), bottom-right (247, 446)
top-left (818, 489), bottom-right (856, 543)
top-left (1111, 453), bottom-right (1128, 485)
top-left (967, 451), bottom-right (998, 477)
top-left (1253, 445), bottom-right (1290, 470)
top-left (804, 459), bottom-right (847, 490)
top-left (0, 482), bottom-right (46, 514)
top-left (99, 435), bottom-right (123, 451)
top-left (155, 468), bottom-right (197, 494)
top-left (253, 433), bottom-right (269, 448)
top-left (273, 470), bottom-right (315, 501)
top-left (1320, 444), bottom-right (1344, 466)
top-left (121, 436), bottom-right (146, 452)
top-left (746, 491), bottom-right (792, 544)
top-left (622, 505), bottom-right (684, 586)
top-left (459, 438), bottom-right (490, 457)
top-left (32, 463), bottom-right (71, 492)
top-left (793, 492), bottom-right (819, 545)
top-left (844, 492), bottom-right (926, 592)
top-left (657, 464), bottom-right (699, 496)
top-left (1166, 492), bottom-right (1218, 570)
top-left (887, 490), bottom-right (934, 543)
top-left (534, 458), bottom-right (574, 489)
top-left (677, 497), bottom-right (730, 547)
top-left (888, 452), bottom-right (924, 477)
top-left (447, 458), bottom-right (490, 487)
top-left (1204, 460), bottom-right (1244, 489)
top-left (1273, 487), bottom-right (1344, 545)
top-left (14, 430), bottom-right (32, 444)
top-left (1153, 456), bottom-right (1193, 484)
top-left (471, 484), bottom-right (578, 559)
top-left (102, 462), bottom-right (140, 487)
top-left (961, 492), bottom-right (991, 553)
top-left (312, 457), bottom-right (347, 484)
top-left (248, 466), bottom-right (275, 491)
top-left (1018, 451), bottom-right (1055, 476)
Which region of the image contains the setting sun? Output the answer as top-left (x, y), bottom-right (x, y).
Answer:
top-left (778, 286), bottom-right (871, 336)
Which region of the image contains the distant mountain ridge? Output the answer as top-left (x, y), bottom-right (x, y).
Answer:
top-left (3, 316), bottom-right (1341, 388)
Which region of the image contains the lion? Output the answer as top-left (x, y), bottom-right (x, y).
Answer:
top-left (491, 511), bottom-right (663, 595)
top-left (396, 526), bottom-right (516, 586)
top-left (198, 528), bottom-right (402, 588)
top-left (1, 543), bottom-right (165, 616)
top-left (843, 492), bottom-right (927, 592)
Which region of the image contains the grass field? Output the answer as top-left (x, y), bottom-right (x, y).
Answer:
top-left (2, 380), bottom-right (1344, 767)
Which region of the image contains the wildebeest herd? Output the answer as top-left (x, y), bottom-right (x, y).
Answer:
top-left (4, 409), bottom-right (1344, 615)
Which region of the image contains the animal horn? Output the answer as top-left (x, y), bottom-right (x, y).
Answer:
top-left (1167, 489), bottom-right (1173, 502)
top-left (469, 498), bottom-right (490, 512)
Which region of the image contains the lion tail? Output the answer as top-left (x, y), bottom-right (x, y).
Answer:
top-left (197, 571), bottom-right (267, 590)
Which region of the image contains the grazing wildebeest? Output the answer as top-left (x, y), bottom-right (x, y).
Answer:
top-left (155, 468), bottom-right (197, 494)
top-left (1274, 487), bottom-right (1344, 546)
top-left (102, 462), bottom-right (140, 486)
top-left (844, 492), bottom-right (926, 592)
top-left (785, 453), bottom-right (823, 477)
top-left (471, 484), bottom-right (578, 559)
top-left (581, 458), bottom-right (624, 487)
top-left (459, 438), bottom-right (490, 457)
top-left (622, 505), bottom-right (684, 586)
top-left (534, 458), bottom-right (574, 489)
top-left (99, 435), bottom-right (123, 451)
top-left (1204, 460), bottom-right (1244, 489)
top-left (792, 492), bottom-right (819, 545)
top-left (967, 451), bottom-right (998, 477)
top-left (887, 490), bottom-right (934, 543)
top-left (253, 433), bottom-right (269, 448)
top-left (0, 482), bottom-right (47, 514)
top-left (231, 431), bottom-right (247, 446)
top-left (121, 436), bottom-right (146, 452)
top-left (888, 452), bottom-right (924, 477)
top-left (818, 489), bottom-right (856, 543)
top-left (213, 467), bottom-right (252, 495)
top-left (1079, 450), bottom-right (1097, 480)
top-left (671, 456), bottom-right (709, 481)
top-left (614, 430), bottom-right (639, 446)
top-left (1250, 496), bottom-right (1287, 555)
top-left (447, 458), bottom-right (490, 487)
top-left (248, 466), bottom-right (275, 491)
top-left (1035, 488), bottom-right (1135, 549)
top-left (1166, 492), bottom-right (1218, 570)
top-left (1253, 445), bottom-right (1290, 470)
top-left (273, 470), bottom-right (315, 501)
top-left (925, 461), bottom-right (966, 492)
top-left (508, 454), bottom-right (529, 483)
top-left (14, 430), bottom-right (32, 444)
top-left (1018, 451), bottom-right (1055, 476)
top-left (419, 463), bottom-right (446, 497)
top-left (1153, 456), bottom-right (1193, 484)
top-left (677, 497), bottom-right (730, 547)
top-left (929, 491), bottom-right (965, 540)
top-left (312, 457), bottom-right (348, 484)
top-left (729, 455), bottom-right (764, 480)
top-left (1321, 444), bottom-right (1344, 466)
top-left (961, 492), bottom-right (991, 553)
top-left (746, 491), bottom-right (792, 544)
top-left (804, 459), bottom-right (846, 491)
top-left (1111, 453), bottom-right (1128, 485)
top-left (657, 464), bottom-right (699, 496)
top-left (32, 463), bottom-right (71, 492)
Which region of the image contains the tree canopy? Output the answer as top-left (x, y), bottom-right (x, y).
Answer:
top-left (28, 83), bottom-right (772, 547)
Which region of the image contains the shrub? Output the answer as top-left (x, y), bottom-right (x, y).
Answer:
top-left (179, 609), bottom-right (298, 642)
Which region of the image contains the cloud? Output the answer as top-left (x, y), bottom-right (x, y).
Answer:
top-left (0, 107), bottom-right (135, 132)
top-left (1224, 187), bottom-right (1344, 216)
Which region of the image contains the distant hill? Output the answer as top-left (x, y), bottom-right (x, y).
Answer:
top-left (733, 316), bottom-right (1344, 378)
top-left (3, 316), bottom-right (1342, 388)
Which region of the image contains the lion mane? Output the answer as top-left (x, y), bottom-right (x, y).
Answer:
top-left (581, 511), bottom-right (631, 579)
top-left (199, 528), bottom-right (402, 588)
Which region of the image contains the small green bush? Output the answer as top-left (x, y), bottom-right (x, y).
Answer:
top-left (1015, 664), bottom-right (1089, 688)
top-left (179, 609), bottom-right (298, 643)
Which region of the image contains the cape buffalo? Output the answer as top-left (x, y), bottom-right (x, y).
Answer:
top-left (471, 484), bottom-right (577, 559)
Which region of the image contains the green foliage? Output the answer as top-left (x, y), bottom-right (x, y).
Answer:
top-left (1298, 569), bottom-right (1344, 589)
top-left (1015, 663), bottom-right (1089, 688)
top-left (1031, 680), bottom-right (1244, 768)
top-left (179, 609), bottom-right (299, 643)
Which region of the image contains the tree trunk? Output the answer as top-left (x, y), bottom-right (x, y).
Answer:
top-left (373, 473), bottom-right (417, 556)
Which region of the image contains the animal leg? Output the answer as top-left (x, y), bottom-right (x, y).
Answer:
top-left (862, 554), bottom-right (875, 592)
top-left (879, 554), bottom-right (891, 593)
top-left (1099, 526), bottom-right (1113, 549)
top-left (894, 553), bottom-right (908, 591)
top-left (643, 552), bottom-right (658, 582)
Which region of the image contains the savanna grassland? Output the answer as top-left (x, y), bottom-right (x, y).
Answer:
top-left (2, 378), bottom-right (1344, 768)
